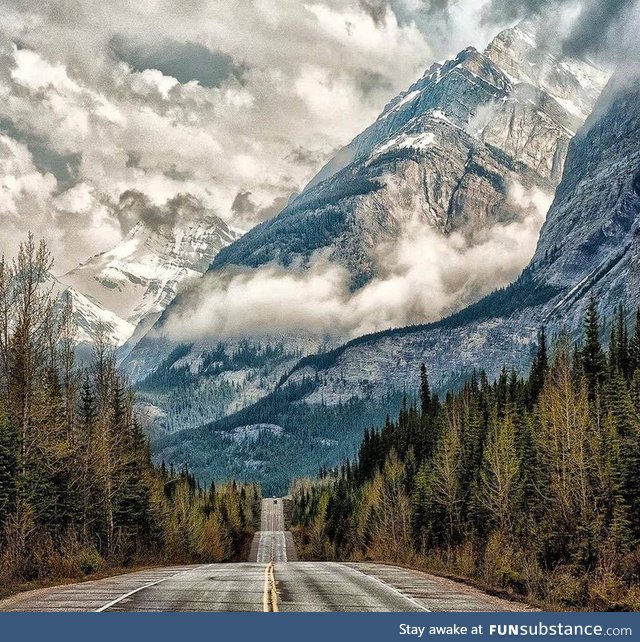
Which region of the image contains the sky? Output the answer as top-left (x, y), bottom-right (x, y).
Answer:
top-left (0, 0), bottom-right (636, 278)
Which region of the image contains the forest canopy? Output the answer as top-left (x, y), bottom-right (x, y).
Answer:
top-left (0, 235), bottom-right (260, 588)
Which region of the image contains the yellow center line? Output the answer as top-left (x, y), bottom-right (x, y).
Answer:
top-left (262, 561), bottom-right (279, 613)
top-left (262, 502), bottom-right (280, 612)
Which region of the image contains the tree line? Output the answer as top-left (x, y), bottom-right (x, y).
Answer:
top-left (0, 235), bottom-right (260, 587)
top-left (292, 299), bottom-right (640, 610)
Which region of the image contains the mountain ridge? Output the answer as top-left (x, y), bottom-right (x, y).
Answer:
top-left (151, 73), bottom-right (640, 492)
top-left (61, 192), bottom-right (240, 348)
top-left (124, 23), bottom-right (609, 443)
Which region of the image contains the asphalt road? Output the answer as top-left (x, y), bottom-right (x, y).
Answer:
top-left (249, 498), bottom-right (296, 563)
top-left (0, 498), bottom-right (533, 612)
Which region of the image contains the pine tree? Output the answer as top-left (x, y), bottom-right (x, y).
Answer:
top-left (528, 327), bottom-right (548, 407)
top-left (0, 410), bottom-right (17, 531)
top-left (420, 363), bottom-right (431, 416)
top-left (583, 295), bottom-right (606, 402)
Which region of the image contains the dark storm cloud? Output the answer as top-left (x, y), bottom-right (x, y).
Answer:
top-left (0, 118), bottom-right (81, 190)
top-left (363, 0), bottom-right (637, 62)
top-left (358, 0), bottom-right (388, 25)
top-left (230, 190), bottom-right (255, 217)
top-left (110, 35), bottom-right (246, 88)
top-left (125, 151), bottom-right (141, 168)
top-left (360, 0), bottom-right (452, 25)
top-left (116, 190), bottom-right (207, 233)
top-left (231, 191), bottom-right (289, 226)
top-left (287, 146), bottom-right (328, 168)
top-left (562, 0), bottom-right (636, 57)
top-left (356, 69), bottom-right (393, 96)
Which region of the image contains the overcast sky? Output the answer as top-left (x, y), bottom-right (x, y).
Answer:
top-left (0, 0), bottom-right (636, 272)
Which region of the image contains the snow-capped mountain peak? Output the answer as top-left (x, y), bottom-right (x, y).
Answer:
top-left (61, 192), bottom-right (241, 346)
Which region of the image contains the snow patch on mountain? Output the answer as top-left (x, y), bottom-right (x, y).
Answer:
top-left (61, 193), bottom-right (240, 346)
top-left (49, 276), bottom-right (135, 346)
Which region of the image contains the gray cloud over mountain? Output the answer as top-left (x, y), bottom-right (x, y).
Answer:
top-left (0, 0), bottom-right (440, 270)
top-left (110, 35), bottom-right (247, 88)
top-left (485, 0), bottom-right (638, 60)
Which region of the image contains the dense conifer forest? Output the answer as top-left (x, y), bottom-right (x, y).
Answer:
top-left (292, 300), bottom-right (640, 610)
top-left (0, 236), bottom-right (260, 590)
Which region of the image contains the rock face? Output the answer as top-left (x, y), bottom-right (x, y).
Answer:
top-left (285, 75), bottom-right (640, 404)
top-left (61, 193), bottom-right (239, 349)
top-left (211, 23), bottom-right (607, 285)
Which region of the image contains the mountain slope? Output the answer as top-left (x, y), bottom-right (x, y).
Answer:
top-left (210, 23), bottom-right (607, 285)
top-left (62, 192), bottom-right (240, 348)
top-left (124, 22), bottom-right (607, 442)
top-left (49, 276), bottom-right (135, 347)
top-left (155, 74), bottom-right (640, 493)
top-left (283, 75), bottom-right (640, 403)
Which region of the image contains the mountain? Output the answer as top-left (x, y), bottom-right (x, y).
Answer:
top-left (61, 192), bottom-right (240, 349)
top-left (210, 22), bottom-right (607, 285)
top-left (48, 276), bottom-right (135, 347)
top-left (123, 22), bottom-right (607, 443)
top-left (153, 74), bottom-right (640, 494)
top-left (282, 74), bottom-right (640, 403)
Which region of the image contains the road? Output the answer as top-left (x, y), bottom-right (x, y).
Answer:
top-left (249, 497), bottom-right (297, 563)
top-left (0, 498), bottom-right (533, 612)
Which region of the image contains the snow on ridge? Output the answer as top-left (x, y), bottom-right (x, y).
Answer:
top-left (370, 131), bottom-right (437, 159)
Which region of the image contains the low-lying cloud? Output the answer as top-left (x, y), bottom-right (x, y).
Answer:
top-left (161, 183), bottom-right (552, 341)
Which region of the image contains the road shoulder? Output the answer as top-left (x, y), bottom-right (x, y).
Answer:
top-left (345, 563), bottom-right (539, 612)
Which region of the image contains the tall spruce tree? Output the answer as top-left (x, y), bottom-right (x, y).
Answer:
top-left (583, 295), bottom-right (606, 402)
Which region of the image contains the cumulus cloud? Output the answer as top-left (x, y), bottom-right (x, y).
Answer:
top-left (161, 182), bottom-right (552, 341)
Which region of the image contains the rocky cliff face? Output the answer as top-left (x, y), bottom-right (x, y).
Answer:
top-left (123, 23), bottom-right (608, 442)
top-left (284, 75), bottom-right (640, 405)
top-left (150, 74), bottom-right (639, 493)
top-left (61, 193), bottom-right (239, 348)
top-left (211, 23), bottom-right (607, 285)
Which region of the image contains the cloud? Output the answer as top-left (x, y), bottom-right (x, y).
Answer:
top-left (0, 117), bottom-right (81, 190)
top-left (110, 35), bottom-right (247, 88)
top-left (483, 0), bottom-right (640, 61)
top-left (116, 190), bottom-right (214, 234)
top-left (231, 191), bottom-right (290, 228)
top-left (0, 0), bottom-right (634, 278)
top-left (0, 0), bottom-right (439, 270)
top-left (162, 182), bottom-right (552, 341)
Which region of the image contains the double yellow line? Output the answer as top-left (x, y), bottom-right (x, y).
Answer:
top-left (262, 561), bottom-right (279, 612)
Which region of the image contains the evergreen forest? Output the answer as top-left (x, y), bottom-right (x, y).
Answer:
top-left (292, 300), bottom-right (640, 610)
top-left (0, 236), bottom-right (260, 592)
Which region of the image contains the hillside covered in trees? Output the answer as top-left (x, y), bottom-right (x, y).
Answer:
top-left (0, 236), bottom-right (260, 590)
top-left (292, 301), bottom-right (640, 610)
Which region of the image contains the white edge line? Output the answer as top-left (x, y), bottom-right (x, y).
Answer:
top-left (341, 564), bottom-right (431, 612)
top-left (95, 569), bottom-right (195, 612)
